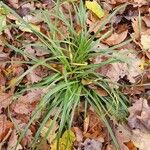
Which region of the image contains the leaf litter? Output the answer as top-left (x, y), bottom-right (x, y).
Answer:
top-left (0, 0), bottom-right (149, 150)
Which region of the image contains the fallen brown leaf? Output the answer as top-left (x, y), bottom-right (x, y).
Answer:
top-left (7, 130), bottom-right (22, 150)
top-left (0, 115), bottom-right (13, 142)
top-left (83, 109), bottom-right (106, 141)
top-left (142, 15), bottom-right (150, 27)
top-left (103, 30), bottom-right (128, 46)
top-left (132, 129), bottom-right (150, 150)
top-left (115, 125), bottom-right (131, 150)
top-left (0, 92), bottom-right (12, 113)
top-left (106, 144), bottom-right (116, 150)
top-left (81, 139), bottom-right (102, 150)
top-left (126, 141), bottom-right (137, 150)
top-left (128, 98), bottom-right (150, 131)
top-left (94, 52), bottom-right (142, 85)
top-left (73, 127), bottom-right (83, 142)
top-left (11, 89), bottom-right (42, 115)
top-left (7, 0), bottom-right (20, 9)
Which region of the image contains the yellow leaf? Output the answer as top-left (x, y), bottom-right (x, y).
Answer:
top-left (0, 7), bottom-right (8, 15)
top-left (139, 57), bottom-right (145, 70)
top-left (16, 20), bottom-right (40, 33)
top-left (0, 15), bottom-right (6, 34)
top-left (51, 130), bottom-right (76, 150)
top-left (9, 78), bottom-right (17, 86)
top-left (85, 1), bottom-right (104, 18)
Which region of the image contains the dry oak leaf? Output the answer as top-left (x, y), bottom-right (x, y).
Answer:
top-left (95, 52), bottom-right (142, 84)
top-left (128, 98), bottom-right (150, 131)
top-left (27, 69), bottom-right (43, 84)
top-left (11, 89), bottom-right (42, 115)
top-left (103, 30), bottom-right (128, 46)
top-left (0, 115), bottom-right (13, 142)
top-left (0, 92), bottom-right (12, 113)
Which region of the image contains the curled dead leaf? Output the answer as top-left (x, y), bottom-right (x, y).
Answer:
top-left (103, 30), bottom-right (128, 46)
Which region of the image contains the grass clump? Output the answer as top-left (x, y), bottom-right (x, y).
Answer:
top-left (1, 1), bottom-right (130, 149)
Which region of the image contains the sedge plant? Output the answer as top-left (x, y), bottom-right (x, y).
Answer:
top-left (1, 1), bottom-right (131, 150)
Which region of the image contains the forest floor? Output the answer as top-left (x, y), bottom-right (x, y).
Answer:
top-left (0, 0), bottom-right (150, 150)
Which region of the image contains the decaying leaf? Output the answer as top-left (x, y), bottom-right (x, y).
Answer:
top-left (142, 15), bottom-right (150, 27)
top-left (83, 109), bottom-right (106, 141)
top-left (7, 130), bottom-right (22, 150)
top-left (83, 115), bottom-right (90, 134)
top-left (126, 141), bottom-right (137, 150)
top-left (0, 92), bottom-right (12, 113)
top-left (116, 126), bottom-right (150, 150)
top-left (7, 0), bottom-right (19, 9)
top-left (40, 119), bottom-right (58, 143)
top-left (95, 52), bottom-right (142, 84)
top-left (85, 1), bottom-right (105, 18)
top-left (108, 0), bottom-right (128, 4)
top-left (27, 69), bottom-right (43, 84)
top-left (73, 127), bottom-right (83, 142)
top-left (103, 30), bottom-right (128, 46)
top-left (0, 115), bottom-right (13, 142)
top-left (106, 144), bottom-right (116, 150)
top-left (81, 139), bottom-right (102, 150)
top-left (133, 0), bottom-right (149, 7)
top-left (115, 125), bottom-right (131, 150)
top-left (128, 98), bottom-right (150, 131)
top-left (11, 89), bottom-right (42, 115)
top-left (141, 35), bottom-right (150, 50)
top-left (132, 129), bottom-right (150, 150)
top-left (88, 84), bottom-right (108, 96)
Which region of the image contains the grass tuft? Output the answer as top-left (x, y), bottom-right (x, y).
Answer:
top-left (1, 1), bottom-right (130, 150)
